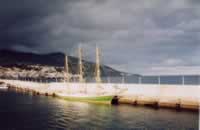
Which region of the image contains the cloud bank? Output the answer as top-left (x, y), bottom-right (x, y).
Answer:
top-left (0, 0), bottom-right (200, 74)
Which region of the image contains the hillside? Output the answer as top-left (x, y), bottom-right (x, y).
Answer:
top-left (0, 49), bottom-right (127, 80)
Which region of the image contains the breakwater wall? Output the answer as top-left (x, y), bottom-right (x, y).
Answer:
top-left (1, 79), bottom-right (199, 110)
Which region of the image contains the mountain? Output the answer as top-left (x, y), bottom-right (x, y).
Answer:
top-left (0, 49), bottom-right (130, 79)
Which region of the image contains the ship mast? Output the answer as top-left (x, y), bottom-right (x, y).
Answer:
top-left (79, 47), bottom-right (84, 83)
top-left (64, 55), bottom-right (69, 82)
top-left (95, 46), bottom-right (101, 83)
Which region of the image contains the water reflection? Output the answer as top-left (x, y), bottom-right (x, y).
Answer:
top-left (0, 89), bottom-right (198, 130)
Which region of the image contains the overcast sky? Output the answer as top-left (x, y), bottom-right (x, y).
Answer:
top-left (0, 0), bottom-right (200, 75)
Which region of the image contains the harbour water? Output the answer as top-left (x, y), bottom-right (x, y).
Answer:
top-left (0, 89), bottom-right (198, 130)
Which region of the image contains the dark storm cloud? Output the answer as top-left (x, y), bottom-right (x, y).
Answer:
top-left (0, 0), bottom-right (76, 52)
top-left (0, 0), bottom-right (44, 49)
top-left (0, 0), bottom-right (200, 74)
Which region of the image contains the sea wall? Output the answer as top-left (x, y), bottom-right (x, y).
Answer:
top-left (1, 79), bottom-right (199, 110)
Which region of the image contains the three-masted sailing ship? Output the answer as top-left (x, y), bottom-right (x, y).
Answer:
top-left (57, 46), bottom-right (114, 103)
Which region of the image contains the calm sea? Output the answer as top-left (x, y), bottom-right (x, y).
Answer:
top-left (0, 89), bottom-right (198, 130)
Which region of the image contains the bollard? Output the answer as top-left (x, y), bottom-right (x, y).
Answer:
top-left (133, 96), bottom-right (138, 106)
top-left (153, 101), bottom-right (159, 109)
top-left (176, 99), bottom-right (181, 111)
top-left (33, 91), bottom-right (36, 96)
top-left (52, 93), bottom-right (56, 97)
top-left (45, 93), bottom-right (48, 96)
top-left (133, 100), bottom-right (138, 106)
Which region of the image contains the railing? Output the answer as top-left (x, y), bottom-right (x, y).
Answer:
top-left (1, 75), bottom-right (200, 85)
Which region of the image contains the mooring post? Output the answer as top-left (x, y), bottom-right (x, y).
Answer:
top-left (176, 98), bottom-right (181, 111)
top-left (133, 95), bottom-right (138, 106)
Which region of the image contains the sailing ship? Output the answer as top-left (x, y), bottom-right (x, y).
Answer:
top-left (57, 46), bottom-right (114, 103)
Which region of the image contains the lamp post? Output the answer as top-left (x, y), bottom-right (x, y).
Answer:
top-left (158, 75), bottom-right (161, 85)
top-left (182, 75), bottom-right (185, 85)
top-left (107, 77), bottom-right (110, 83)
top-left (122, 74), bottom-right (125, 84)
top-left (139, 76), bottom-right (142, 84)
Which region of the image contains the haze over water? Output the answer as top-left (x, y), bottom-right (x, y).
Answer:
top-left (0, 89), bottom-right (198, 130)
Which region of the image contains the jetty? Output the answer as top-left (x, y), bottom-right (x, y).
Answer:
top-left (1, 79), bottom-right (199, 111)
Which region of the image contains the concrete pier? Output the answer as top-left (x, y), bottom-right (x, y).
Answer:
top-left (1, 79), bottom-right (199, 111)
